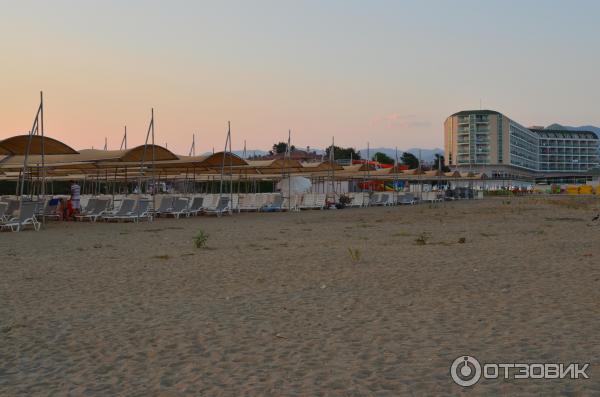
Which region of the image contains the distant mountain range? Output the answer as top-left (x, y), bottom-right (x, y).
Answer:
top-left (217, 147), bottom-right (444, 163)
top-left (208, 124), bottom-right (600, 161)
top-left (546, 123), bottom-right (600, 137)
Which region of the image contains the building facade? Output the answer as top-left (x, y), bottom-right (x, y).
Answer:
top-left (444, 110), bottom-right (599, 180)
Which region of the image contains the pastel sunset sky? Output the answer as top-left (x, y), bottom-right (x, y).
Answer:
top-left (1, 0), bottom-right (599, 154)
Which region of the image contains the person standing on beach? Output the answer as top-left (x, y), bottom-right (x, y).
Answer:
top-left (70, 180), bottom-right (81, 216)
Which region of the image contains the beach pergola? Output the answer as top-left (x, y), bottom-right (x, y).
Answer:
top-left (0, 136), bottom-right (495, 196)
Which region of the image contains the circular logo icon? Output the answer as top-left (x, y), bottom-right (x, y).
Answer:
top-left (451, 355), bottom-right (482, 387)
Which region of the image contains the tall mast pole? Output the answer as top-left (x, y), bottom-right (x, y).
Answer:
top-left (40, 91), bottom-right (45, 198)
top-left (228, 123), bottom-right (233, 202)
top-left (330, 136), bottom-right (335, 196)
top-left (189, 134), bottom-right (196, 156)
top-left (419, 148), bottom-right (422, 201)
top-left (139, 108), bottom-right (154, 196)
top-left (286, 130), bottom-right (292, 211)
top-left (367, 142), bottom-right (371, 197)
top-left (151, 108), bottom-right (156, 210)
top-left (120, 126), bottom-right (127, 150)
top-left (219, 122), bottom-right (231, 199)
top-left (20, 97), bottom-right (42, 197)
top-left (395, 146), bottom-right (399, 203)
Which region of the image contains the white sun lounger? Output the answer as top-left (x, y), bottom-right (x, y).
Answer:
top-left (3, 199), bottom-right (20, 219)
top-left (398, 193), bottom-right (416, 205)
top-left (314, 194), bottom-right (326, 209)
top-left (39, 198), bottom-right (62, 220)
top-left (79, 198), bottom-right (98, 216)
top-left (76, 198), bottom-right (111, 222)
top-left (347, 193), bottom-right (365, 207)
top-left (164, 198), bottom-right (189, 218)
top-left (201, 194), bottom-right (218, 210)
top-left (204, 196), bottom-right (231, 217)
top-left (260, 194), bottom-right (284, 212)
top-left (253, 194), bottom-right (268, 209)
top-left (102, 198), bottom-right (137, 221)
top-left (282, 194), bottom-right (300, 211)
top-left (369, 193), bottom-right (385, 206)
top-left (0, 202), bottom-right (8, 222)
top-left (37, 198), bottom-right (62, 219)
top-left (187, 197), bottom-right (204, 216)
top-left (1, 201), bottom-right (40, 232)
top-left (110, 199), bottom-right (153, 222)
top-left (379, 193), bottom-right (393, 206)
top-left (299, 193), bottom-right (315, 209)
top-left (238, 194), bottom-right (259, 212)
top-left (155, 196), bottom-right (175, 217)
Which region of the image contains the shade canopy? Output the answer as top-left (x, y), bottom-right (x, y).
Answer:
top-left (0, 135), bottom-right (78, 155)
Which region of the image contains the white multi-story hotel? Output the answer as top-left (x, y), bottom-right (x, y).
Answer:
top-left (444, 110), bottom-right (599, 180)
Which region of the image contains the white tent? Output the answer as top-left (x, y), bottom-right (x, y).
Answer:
top-left (277, 176), bottom-right (312, 195)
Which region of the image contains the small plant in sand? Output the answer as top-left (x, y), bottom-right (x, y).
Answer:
top-left (458, 237), bottom-right (466, 244)
top-left (415, 232), bottom-right (430, 245)
top-left (348, 247), bottom-right (361, 262)
top-left (193, 229), bottom-right (209, 249)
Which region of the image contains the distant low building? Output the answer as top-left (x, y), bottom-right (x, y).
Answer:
top-left (255, 148), bottom-right (322, 162)
top-left (444, 110), bottom-right (599, 182)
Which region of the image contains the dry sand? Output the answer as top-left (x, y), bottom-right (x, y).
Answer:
top-left (1, 196), bottom-right (600, 396)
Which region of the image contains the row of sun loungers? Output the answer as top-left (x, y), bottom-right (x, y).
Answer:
top-left (75, 198), bottom-right (153, 223)
top-left (444, 188), bottom-right (483, 200)
top-left (0, 190), bottom-right (449, 232)
top-left (369, 192), bottom-right (418, 206)
top-left (155, 196), bottom-right (232, 217)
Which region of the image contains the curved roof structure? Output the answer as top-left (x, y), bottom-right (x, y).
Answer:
top-left (300, 161), bottom-right (344, 172)
top-left (0, 135), bottom-right (78, 155)
top-left (245, 159), bottom-right (303, 172)
top-left (120, 144), bottom-right (179, 162)
top-left (0, 144), bottom-right (178, 171)
top-left (188, 152), bottom-right (248, 167)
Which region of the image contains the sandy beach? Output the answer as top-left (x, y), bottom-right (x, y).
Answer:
top-left (1, 196), bottom-right (600, 395)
